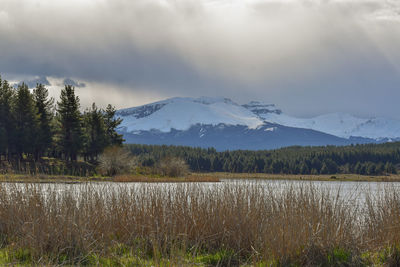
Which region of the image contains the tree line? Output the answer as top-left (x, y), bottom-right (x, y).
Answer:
top-left (0, 76), bottom-right (123, 165)
top-left (126, 142), bottom-right (400, 175)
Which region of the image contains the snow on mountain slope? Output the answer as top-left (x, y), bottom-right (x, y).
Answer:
top-left (117, 97), bottom-right (400, 141)
top-left (244, 101), bottom-right (400, 139)
top-left (117, 97), bottom-right (264, 133)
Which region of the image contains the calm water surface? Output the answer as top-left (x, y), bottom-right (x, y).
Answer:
top-left (3, 179), bottom-right (400, 207)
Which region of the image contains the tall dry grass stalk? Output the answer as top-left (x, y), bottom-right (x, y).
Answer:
top-left (0, 182), bottom-right (398, 265)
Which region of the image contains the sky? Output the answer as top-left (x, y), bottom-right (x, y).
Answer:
top-left (0, 0), bottom-right (400, 119)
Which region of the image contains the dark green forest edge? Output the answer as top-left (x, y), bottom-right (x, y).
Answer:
top-left (128, 142), bottom-right (399, 176)
top-left (0, 75), bottom-right (123, 176)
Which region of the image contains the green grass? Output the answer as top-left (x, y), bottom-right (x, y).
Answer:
top-left (0, 246), bottom-right (236, 266)
top-left (0, 246), bottom-right (399, 266)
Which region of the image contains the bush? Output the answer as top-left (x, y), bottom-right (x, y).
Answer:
top-left (156, 157), bottom-right (189, 177)
top-left (98, 146), bottom-right (137, 176)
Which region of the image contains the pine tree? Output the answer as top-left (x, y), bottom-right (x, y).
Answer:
top-left (33, 83), bottom-right (54, 159)
top-left (56, 85), bottom-right (84, 161)
top-left (354, 162), bottom-right (362, 174)
top-left (83, 103), bottom-right (108, 161)
top-left (300, 162), bottom-right (310, 174)
top-left (384, 162), bottom-right (397, 174)
top-left (366, 162), bottom-right (376, 175)
top-left (104, 104), bottom-right (124, 146)
top-left (271, 160), bottom-right (283, 174)
top-left (320, 162), bottom-right (329, 174)
top-left (212, 156), bottom-right (223, 172)
top-left (12, 83), bottom-right (39, 159)
top-left (0, 78), bottom-right (15, 160)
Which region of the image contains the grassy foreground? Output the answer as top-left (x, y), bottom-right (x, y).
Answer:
top-left (0, 183), bottom-right (399, 266)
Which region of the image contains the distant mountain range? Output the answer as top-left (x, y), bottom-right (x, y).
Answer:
top-left (116, 97), bottom-right (400, 151)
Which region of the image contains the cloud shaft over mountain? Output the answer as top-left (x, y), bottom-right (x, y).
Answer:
top-left (0, 0), bottom-right (399, 118)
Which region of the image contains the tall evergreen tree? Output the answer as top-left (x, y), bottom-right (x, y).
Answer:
top-left (104, 104), bottom-right (124, 146)
top-left (0, 78), bottom-right (15, 160)
top-left (33, 84), bottom-right (54, 159)
top-left (57, 85), bottom-right (84, 161)
top-left (385, 162), bottom-right (397, 174)
top-left (83, 103), bottom-right (107, 161)
top-left (12, 83), bottom-right (39, 159)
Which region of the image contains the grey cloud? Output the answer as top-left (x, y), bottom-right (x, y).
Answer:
top-left (63, 78), bottom-right (86, 88)
top-left (14, 76), bottom-right (50, 89)
top-left (0, 0), bottom-right (400, 118)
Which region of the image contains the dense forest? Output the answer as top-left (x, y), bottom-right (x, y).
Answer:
top-left (127, 142), bottom-right (400, 175)
top-left (0, 76), bottom-right (123, 175)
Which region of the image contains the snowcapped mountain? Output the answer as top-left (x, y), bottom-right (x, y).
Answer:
top-left (117, 97), bottom-right (263, 133)
top-left (116, 97), bottom-right (400, 151)
top-left (245, 101), bottom-right (400, 140)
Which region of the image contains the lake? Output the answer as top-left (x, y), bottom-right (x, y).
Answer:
top-left (3, 179), bottom-right (400, 208)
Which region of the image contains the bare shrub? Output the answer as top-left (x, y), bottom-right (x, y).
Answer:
top-left (156, 156), bottom-right (189, 177)
top-left (98, 146), bottom-right (137, 176)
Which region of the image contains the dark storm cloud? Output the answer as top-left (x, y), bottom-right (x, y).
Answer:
top-left (63, 78), bottom-right (86, 88)
top-left (0, 36), bottom-right (244, 97)
top-left (0, 0), bottom-right (399, 118)
top-left (15, 76), bottom-right (50, 89)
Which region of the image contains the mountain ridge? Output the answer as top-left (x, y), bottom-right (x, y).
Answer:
top-left (116, 96), bottom-right (400, 150)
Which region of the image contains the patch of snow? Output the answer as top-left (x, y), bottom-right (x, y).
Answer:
top-left (264, 127), bottom-right (277, 132)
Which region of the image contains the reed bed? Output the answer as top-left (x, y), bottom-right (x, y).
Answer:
top-left (0, 182), bottom-right (398, 266)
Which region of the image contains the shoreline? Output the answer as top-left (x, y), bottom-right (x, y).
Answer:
top-left (1, 172), bottom-right (400, 183)
top-left (191, 172), bottom-right (400, 182)
top-left (0, 174), bottom-right (221, 183)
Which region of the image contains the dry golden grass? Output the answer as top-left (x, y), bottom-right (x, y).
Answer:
top-left (0, 182), bottom-right (398, 265)
top-left (0, 173), bottom-right (220, 183)
top-left (0, 174), bottom-right (95, 183)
